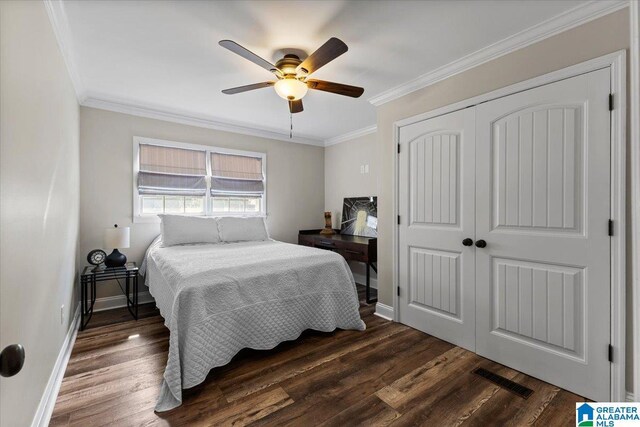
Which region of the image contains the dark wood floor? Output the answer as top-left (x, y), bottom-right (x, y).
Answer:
top-left (50, 286), bottom-right (584, 426)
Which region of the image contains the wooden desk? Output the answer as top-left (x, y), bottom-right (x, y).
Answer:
top-left (298, 229), bottom-right (378, 303)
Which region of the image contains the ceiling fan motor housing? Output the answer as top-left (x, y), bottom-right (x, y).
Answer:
top-left (275, 54), bottom-right (305, 76)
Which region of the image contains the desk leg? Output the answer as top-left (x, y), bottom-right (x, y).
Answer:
top-left (366, 263), bottom-right (370, 302)
top-left (366, 263), bottom-right (378, 304)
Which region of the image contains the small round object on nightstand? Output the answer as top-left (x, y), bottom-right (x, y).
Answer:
top-left (87, 249), bottom-right (107, 266)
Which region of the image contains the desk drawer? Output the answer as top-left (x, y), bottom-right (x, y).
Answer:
top-left (298, 233), bottom-right (372, 263)
top-left (298, 235), bottom-right (315, 246)
top-left (339, 246), bottom-right (368, 262)
top-left (314, 239), bottom-right (339, 250)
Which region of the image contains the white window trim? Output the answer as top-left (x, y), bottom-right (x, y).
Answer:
top-left (132, 136), bottom-right (267, 223)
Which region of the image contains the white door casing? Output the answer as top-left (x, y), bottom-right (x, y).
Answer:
top-left (475, 68), bottom-right (611, 401)
top-left (392, 51), bottom-right (625, 402)
top-left (398, 107), bottom-right (476, 351)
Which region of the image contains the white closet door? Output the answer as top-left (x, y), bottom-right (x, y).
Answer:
top-left (398, 108), bottom-right (476, 351)
top-left (475, 68), bottom-right (611, 401)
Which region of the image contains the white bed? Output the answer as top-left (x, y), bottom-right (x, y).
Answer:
top-left (142, 237), bottom-right (366, 411)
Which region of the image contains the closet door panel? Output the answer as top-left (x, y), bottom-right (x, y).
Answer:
top-left (398, 108), bottom-right (476, 351)
top-left (475, 68), bottom-right (611, 401)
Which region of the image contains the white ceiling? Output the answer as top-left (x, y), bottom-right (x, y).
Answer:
top-left (57, 0), bottom-right (594, 142)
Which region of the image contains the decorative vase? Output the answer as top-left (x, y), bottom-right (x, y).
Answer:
top-left (320, 211), bottom-right (336, 235)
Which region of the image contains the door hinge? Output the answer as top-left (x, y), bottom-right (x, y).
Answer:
top-left (608, 344), bottom-right (614, 362)
top-left (397, 215), bottom-right (401, 225)
top-left (397, 143), bottom-right (401, 154)
top-left (608, 219), bottom-right (614, 236)
top-left (397, 286), bottom-right (400, 297)
top-left (609, 93), bottom-right (614, 111)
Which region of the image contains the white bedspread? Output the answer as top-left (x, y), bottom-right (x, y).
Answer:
top-left (143, 238), bottom-right (365, 411)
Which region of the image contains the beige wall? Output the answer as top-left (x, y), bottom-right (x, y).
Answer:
top-left (79, 107), bottom-right (325, 298)
top-left (325, 132), bottom-right (378, 283)
top-left (375, 8), bottom-right (632, 390)
top-left (0, 1), bottom-right (80, 426)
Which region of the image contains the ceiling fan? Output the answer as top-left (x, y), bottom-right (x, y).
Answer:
top-left (219, 37), bottom-right (364, 114)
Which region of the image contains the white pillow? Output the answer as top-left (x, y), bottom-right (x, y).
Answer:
top-left (217, 217), bottom-right (269, 242)
top-left (159, 215), bottom-right (221, 247)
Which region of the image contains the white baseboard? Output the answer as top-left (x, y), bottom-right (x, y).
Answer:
top-left (93, 291), bottom-right (155, 312)
top-left (374, 302), bottom-right (394, 321)
top-left (30, 290), bottom-right (157, 426)
top-left (352, 273), bottom-right (378, 290)
top-left (31, 305), bottom-right (80, 427)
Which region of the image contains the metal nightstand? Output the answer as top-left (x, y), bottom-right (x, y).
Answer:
top-left (80, 262), bottom-right (139, 330)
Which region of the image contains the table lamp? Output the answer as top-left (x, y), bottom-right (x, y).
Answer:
top-left (104, 224), bottom-right (130, 268)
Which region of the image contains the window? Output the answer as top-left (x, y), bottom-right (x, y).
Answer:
top-left (210, 152), bottom-right (265, 214)
top-left (133, 137), bottom-right (266, 221)
top-left (137, 143), bottom-right (207, 216)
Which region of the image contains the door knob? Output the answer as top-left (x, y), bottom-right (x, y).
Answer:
top-left (475, 239), bottom-right (487, 248)
top-left (0, 344), bottom-right (25, 377)
top-left (462, 238), bottom-right (474, 246)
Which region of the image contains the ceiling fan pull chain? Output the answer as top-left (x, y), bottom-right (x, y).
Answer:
top-left (290, 112), bottom-right (293, 139)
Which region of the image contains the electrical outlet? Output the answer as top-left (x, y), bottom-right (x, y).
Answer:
top-left (60, 305), bottom-right (64, 324)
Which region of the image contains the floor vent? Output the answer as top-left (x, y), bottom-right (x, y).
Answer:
top-left (472, 368), bottom-right (534, 399)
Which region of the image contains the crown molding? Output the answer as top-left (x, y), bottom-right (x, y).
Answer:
top-left (43, 0), bottom-right (323, 147)
top-left (83, 94), bottom-right (377, 148)
top-left (43, 0), bottom-right (86, 102)
top-left (82, 96), bottom-right (326, 147)
top-left (47, 0), bottom-right (625, 148)
top-left (84, 93), bottom-right (379, 148)
top-left (368, 0), bottom-right (629, 106)
top-left (324, 125), bottom-right (377, 147)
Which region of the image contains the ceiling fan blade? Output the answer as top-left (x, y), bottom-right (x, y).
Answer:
top-left (306, 79), bottom-right (364, 98)
top-left (297, 37), bottom-right (348, 75)
top-left (222, 82), bottom-right (275, 95)
top-left (289, 99), bottom-right (303, 114)
top-left (219, 40), bottom-right (280, 75)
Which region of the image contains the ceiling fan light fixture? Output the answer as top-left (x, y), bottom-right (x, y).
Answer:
top-left (280, 65), bottom-right (297, 75)
top-left (274, 78), bottom-right (308, 101)
top-left (220, 38), bottom-right (363, 112)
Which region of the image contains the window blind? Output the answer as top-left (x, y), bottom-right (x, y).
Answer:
top-left (210, 152), bottom-right (264, 196)
top-left (137, 144), bottom-right (207, 196)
